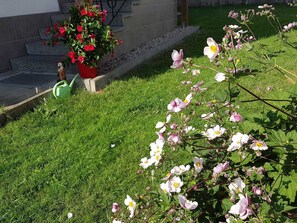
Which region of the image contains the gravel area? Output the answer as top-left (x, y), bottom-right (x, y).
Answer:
top-left (99, 26), bottom-right (198, 74)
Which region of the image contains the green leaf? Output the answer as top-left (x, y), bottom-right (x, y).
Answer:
top-left (264, 162), bottom-right (274, 172)
top-left (221, 198), bottom-right (233, 213)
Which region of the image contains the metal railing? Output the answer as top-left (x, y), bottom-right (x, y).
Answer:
top-left (93, 0), bottom-right (128, 25)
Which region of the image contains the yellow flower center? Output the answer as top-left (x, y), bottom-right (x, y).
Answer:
top-left (129, 201), bottom-right (134, 207)
top-left (210, 45), bottom-right (217, 53)
top-left (195, 162), bottom-right (201, 168)
top-left (256, 142), bottom-right (263, 147)
top-left (215, 131), bottom-right (221, 135)
top-left (173, 182), bottom-right (179, 188)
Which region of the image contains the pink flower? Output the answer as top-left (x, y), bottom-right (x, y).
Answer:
top-left (230, 112), bottom-right (242, 122)
top-left (168, 133), bottom-right (182, 145)
top-left (250, 140), bottom-right (268, 151)
top-left (170, 49), bottom-right (184, 69)
top-left (252, 186), bottom-right (263, 196)
top-left (112, 203), bottom-right (120, 213)
top-left (229, 194), bottom-right (253, 220)
top-left (167, 98), bottom-right (187, 113)
top-left (178, 195), bottom-right (198, 210)
top-left (213, 161), bottom-right (229, 175)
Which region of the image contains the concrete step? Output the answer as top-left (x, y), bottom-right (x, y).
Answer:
top-left (50, 14), bottom-right (70, 25)
top-left (50, 11), bottom-right (126, 26)
top-left (39, 23), bottom-right (125, 41)
top-left (10, 55), bottom-right (77, 74)
top-left (39, 28), bottom-right (51, 40)
top-left (61, 2), bottom-right (73, 14)
top-left (25, 41), bottom-right (68, 56)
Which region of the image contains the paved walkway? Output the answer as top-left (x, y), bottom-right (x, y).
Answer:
top-left (0, 71), bottom-right (58, 106)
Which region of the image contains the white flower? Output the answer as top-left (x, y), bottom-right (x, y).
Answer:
top-left (169, 176), bottom-right (183, 193)
top-left (150, 139), bottom-right (164, 156)
top-left (110, 144), bottom-right (116, 148)
top-left (201, 112), bottom-right (214, 120)
top-left (227, 132), bottom-right (249, 151)
top-left (160, 181), bottom-right (171, 195)
top-left (124, 195), bottom-right (136, 218)
top-left (229, 177), bottom-right (246, 195)
top-left (184, 126), bottom-right (195, 133)
top-left (250, 140), bottom-right (268, 151)
top-left (178, 195), bottom-right (198, 210)
top-left (228, 25), bottom-right (240, 29)
top-left (229, 194), bottom-right (252, 220)
top-left (170, 165), bottom-right (191, 175)
top-left (203, 37), bottom-right (220, 61)
top-left (193, 157), bottom-right (203, 173)
top-left (192, 69), bottom-right (200, 76)
top-left (112, 220), bottom-right (123, 223)
top-left (213, 161), bottom-right (229, 175)
top-left (183, 93), bottom-right (193, 105)
top-left (67, 212), bottom-right (73, 219)
top-left (215, 72), bottom-right (226, 82)
top-left (139, 157), bottom-right (153, 169)
top-left (150, 153), bottom-right (162, 166)
top-left (202, 125), bottom-right (226, 140)
top-left (155, 114), bottom-right (171, 133)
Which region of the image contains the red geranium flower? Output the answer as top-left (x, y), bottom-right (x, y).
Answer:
top-left (77, 25), bottom-right (84, 32)
top-left (88, 11), bottom-right (95, 17)
top-left (78, 56), bottom-right (85, 63)
top-left (83, 44), bottom-right (95, 51)
top-left (59, 27), bottom-right (66, 36)
top-left (80, 8), bottom-right (87, 16)
top-left (76, 34), bottom-right (83, 40)
top-left (68, 51), bottom-right (77, 63)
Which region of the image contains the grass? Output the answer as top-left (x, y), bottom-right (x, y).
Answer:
top-left (0, 4), bottom-right (296, 223)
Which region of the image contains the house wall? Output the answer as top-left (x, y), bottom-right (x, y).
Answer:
top-left (0, 0), bottom-right (60, 72)
top-left (0, 0), bottom-right (59, 18)
top-left (114, 0), bottom-right (177, 57)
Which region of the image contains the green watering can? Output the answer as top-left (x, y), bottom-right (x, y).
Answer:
top-left (53, 74), bottom-right (79, 99)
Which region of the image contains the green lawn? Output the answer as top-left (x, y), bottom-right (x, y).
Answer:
top-left (0, 5), bottom-right (296, 222)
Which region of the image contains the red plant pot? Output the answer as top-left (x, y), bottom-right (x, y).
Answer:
top-left (77, 61), bottom-right (98, 79)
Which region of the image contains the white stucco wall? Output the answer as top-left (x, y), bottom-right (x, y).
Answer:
top-left (0, 0), bottom-right (60, 18)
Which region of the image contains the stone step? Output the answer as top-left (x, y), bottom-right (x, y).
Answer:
top-left (25, 41), bottom-right (68, 56)
top-left (50, 14), bottom-right (70, 25)
top-left (39, 23), bottom-right (125, 40)
top-left (50, 11), bottom-right (126, 26)
top-left (39, 28), bottom-right (51, 40)
top-left (62, 1), bottom-right (132, 14)
top-left (10, 55), bottom-right (77, 73)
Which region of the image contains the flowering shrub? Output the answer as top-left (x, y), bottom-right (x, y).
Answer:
top-left (110, 4), bottom-right (297, 223)
top-left (47, 0), bottom-right (120, 67)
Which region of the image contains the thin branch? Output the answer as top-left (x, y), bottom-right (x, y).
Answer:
top-left (236, 83), bottom-right (297, 119)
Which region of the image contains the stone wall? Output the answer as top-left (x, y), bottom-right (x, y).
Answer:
top-left (113, 0), bottom-right (177, 57)
top-left (186, 0), bottom-right (290, 7)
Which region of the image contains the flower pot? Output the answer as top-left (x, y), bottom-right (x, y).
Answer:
top-left (77, 61), bottom-right (98, 79)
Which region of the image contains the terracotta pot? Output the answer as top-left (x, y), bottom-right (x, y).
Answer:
top-left (77, 61), bottom-right (98, 78)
